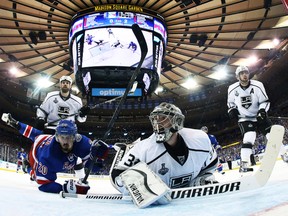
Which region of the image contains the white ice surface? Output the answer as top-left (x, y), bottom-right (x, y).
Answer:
top-left (0, 160), bottom-right (288, 216)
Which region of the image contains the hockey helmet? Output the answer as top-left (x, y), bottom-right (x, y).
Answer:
top-left (149, 102), bottom-right (184, 143)
top-left (235, 65), bottom-right (249, 77)
top-left (55, 120), bottom-right (77, 142)
top-left (60, 75), bottom-right (73, 84)
top-left (201, 126), bottom-right (208, 133)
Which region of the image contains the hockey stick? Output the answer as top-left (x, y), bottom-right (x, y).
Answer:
top-left (82, 24), bottom-right (148, 184)
top-left (61, 125), bottom-right (284, 202)
top-left (39, 81), bottom-right (139, 127)
top-left (269, 116), bottom-right (288, 120)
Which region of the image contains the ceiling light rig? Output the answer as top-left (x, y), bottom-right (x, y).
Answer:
top-left (28, 31), bottom-right (47, 45)
top-left (189, 34), bottom-right (208, 47)
top-left (181, 0), bottom-right (201, 6)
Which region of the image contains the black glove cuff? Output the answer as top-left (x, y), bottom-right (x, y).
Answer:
top-left (79, 106), bottom-right (90, 117)
top-left (228, 108), bottom-right (239, 120)
top-left (35, 118), bottom-right (45, 130)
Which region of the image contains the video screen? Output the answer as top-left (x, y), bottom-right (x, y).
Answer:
top-left (82, 27), bottom-right (153, 68)
top-left (69, 6), bottom-right (167, 96)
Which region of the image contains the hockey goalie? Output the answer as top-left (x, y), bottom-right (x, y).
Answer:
top-left (110, 102), bottom-right (219, 208)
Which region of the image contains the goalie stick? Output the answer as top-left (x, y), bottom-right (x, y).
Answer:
top-left (81, 23), bottom-right (148, 184)
top-left (61, 125), bottom-right (284, 203)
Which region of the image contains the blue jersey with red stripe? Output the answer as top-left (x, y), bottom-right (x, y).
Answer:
top-left (18, 122), bottom-right (92, 193)
top-left (207, 134), bottom-right (222, 151)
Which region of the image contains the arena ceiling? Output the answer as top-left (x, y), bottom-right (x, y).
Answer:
top-left (0, 0), bottom-right (287, 98)
top-left (0, 0), bottom-right (288, 120)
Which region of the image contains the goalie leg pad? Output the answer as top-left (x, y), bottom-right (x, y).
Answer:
top-left (120, 162), bottom-right (171, 208)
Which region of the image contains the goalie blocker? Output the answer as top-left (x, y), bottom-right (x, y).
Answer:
top-left (119, 162), bottom-right (171, 208)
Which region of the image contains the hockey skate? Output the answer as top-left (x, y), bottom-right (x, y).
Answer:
top-left (239, 161), bottom-right (254, 172)
top-left (1, 113), bottom-right (19, 129)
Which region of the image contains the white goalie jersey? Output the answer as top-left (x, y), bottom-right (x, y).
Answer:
top-left (114, 128), bottom-right (218, 189)
top-left (37, 91), bottom-right (86, 128)
top-left (227, 80), bottom-right (270, 122)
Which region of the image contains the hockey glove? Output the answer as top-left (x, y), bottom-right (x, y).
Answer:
top-left (35, 117), bottom-right (45, 131)
top-left (257, 109), bottom-right (272, 135)
top-left (257, 109), bottom-right (267, 121)
top-left (63, 179), bottom-right (90, 195)
top-left (190, 173), bottom-right (218, 187)
top-left (79, 106), bottom-right (90, 117)
top-left (1, 113), bottom-right (20, 130)
top-left (228, 108), bottom-right (240, 120)
top-left (91, 140), bottom-right (109, 160)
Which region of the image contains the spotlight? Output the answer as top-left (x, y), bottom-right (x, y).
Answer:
top-left (38, 31), bottom-right (47, 40)
top-left (198, 34), bottom-right (208, 47)
top-left (162, 60), bottom-right (172, 72)
top-left (8, 54), bottom-right (17, 62)
top-left (63, 63), bottom-right (71, 71)
top-left (29, 32), bottom-right (38, 45)
top-left (181, 0), bottom-right (193, 6)
top-left (264, 0), bottom-right (272, 9)
top-left (247, 32), bottom-right (256, 41)
top-left (193, 0), bottom-right (201, 5)
top-left (190, 34), bottom-right (198, 43)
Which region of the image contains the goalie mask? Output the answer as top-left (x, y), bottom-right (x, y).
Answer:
top-left (149, 102), bottom-right (184, 143)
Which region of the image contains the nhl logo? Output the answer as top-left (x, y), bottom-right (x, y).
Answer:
top-left (177, 156), bottom-right (185, 165)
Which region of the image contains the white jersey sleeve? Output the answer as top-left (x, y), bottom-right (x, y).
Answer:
top-left (227, 82), bottom-right (238, 112)
top-left (253, 80), bottom-right (270, 111)
top-left (70, 94), bottom-right (86, 123)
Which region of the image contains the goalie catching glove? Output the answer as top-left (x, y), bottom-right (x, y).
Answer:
top-left (63, 179), bottom-right (90, 195)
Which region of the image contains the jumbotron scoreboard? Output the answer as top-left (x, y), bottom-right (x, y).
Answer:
top-left (68, 4), bottom-right (167, 98)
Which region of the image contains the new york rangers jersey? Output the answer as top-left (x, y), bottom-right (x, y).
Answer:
top-left (116, 128), bottom-right (218, 189)
top-left (227, 80), bottom-right (270, 122)
top-left (207, 134), bottom-right (221, 151)
top-left (18, 122), bottom-right (92, 193)
top-left (37, 91), bottom-right (86, 129)
top-left (17, 151), bottom-right (27, 162)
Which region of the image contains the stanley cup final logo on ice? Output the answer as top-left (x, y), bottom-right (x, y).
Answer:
top-left (170, 181), bottom-right (241, 199)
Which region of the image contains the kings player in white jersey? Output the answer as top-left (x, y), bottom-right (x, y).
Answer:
top-left (110, 102), bottom-right (218, 207)
top-left (35, 75), bottom-right (89, 133)
top-left (227, 65), bottom-right (272, 172)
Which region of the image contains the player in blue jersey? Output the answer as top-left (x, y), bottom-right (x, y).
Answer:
top-left (1, 113), bottom-right (108, 195)
top-left (201, 126), bottom-right (222, 152)
top-left (201, 126), bottom-right (224, 174)
top-left (128, 41), bottom-right (137, 53)
top-left (16, 148), bottom-right (27, 173)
